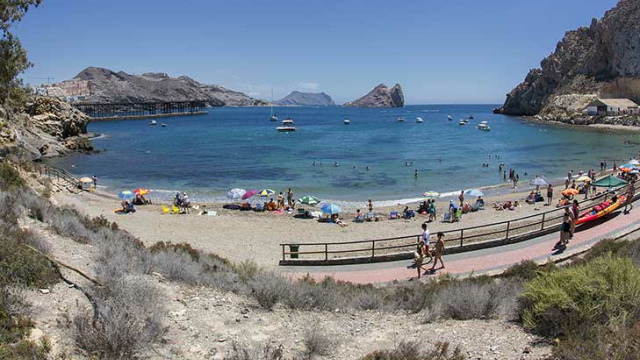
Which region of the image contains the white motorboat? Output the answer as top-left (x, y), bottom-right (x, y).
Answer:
top-left (416, 117), bottom-right (424, 123)
top-left (344, 118), bottom-right (350, 125)
top-left (458, 120), bottom-right (466, 126)
top-left (447, 115), bottom-right (453, 121)
top-left (149, 120), bottom-right (157, 126)
top-left (276, 118), bottom-right (296, 132)
top-left (477, 121), bottom-right (491, 131)
top-left (397, 117), bottom-right (405, 123)
top-left (161, 122), bottom-right (167, 127)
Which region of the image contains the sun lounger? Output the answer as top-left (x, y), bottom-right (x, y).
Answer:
top-left (161, 205), bottom-right (170, 214)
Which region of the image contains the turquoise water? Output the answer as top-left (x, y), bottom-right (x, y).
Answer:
top-left (47, 105), bottom-right (638, 205)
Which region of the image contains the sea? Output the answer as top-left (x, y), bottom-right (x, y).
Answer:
top-left (46, 105), bottom-right (639, 207)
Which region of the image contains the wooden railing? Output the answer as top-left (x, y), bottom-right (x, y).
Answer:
top-left (33, 162), bottom-right (80, 190)
top-left (280, 185), bottom-right (636, 266)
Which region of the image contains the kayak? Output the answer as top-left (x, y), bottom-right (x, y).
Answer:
top-left (576, 195), bottom-right (625, 225)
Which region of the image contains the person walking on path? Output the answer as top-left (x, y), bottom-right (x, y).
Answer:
top-left (570, 200), bottom-right (579, 238)
top-left (430, 232), bottom-right (446, 273)
top-left (458, 191), bottom-right (464, 208)
top-left (421, 223), bottom-right (433, 264)
top-left (546, 184), bottom-right (553, 206)
top-left (625, 179), bottom-right (636, 214)
top-left (414, 239), bottom-right (427, 279)
top-left (558, 211), bottom-right (572, 249)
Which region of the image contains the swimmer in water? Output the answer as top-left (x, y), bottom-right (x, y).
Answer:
top-left (366, 166), bottom-right (371, 171)
top-left (414, 169), bottom-right (418, 179)
top-left (334, 162), bottom-right (339, 167)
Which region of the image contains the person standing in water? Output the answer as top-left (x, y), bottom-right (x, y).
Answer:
top-left (414, 169), bottom-right (418, 179)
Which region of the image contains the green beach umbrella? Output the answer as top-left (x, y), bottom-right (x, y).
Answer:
top-left (592, 175), bottom-right (628, 188)
top-left (298, 195), bottom-right (321, 206)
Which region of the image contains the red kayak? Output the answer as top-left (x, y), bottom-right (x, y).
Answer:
top-left (576, 195), bottom-right (626, 225)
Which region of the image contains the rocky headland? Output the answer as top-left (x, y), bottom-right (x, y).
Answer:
top-left (0, 97), bottom-right (93, 161)
top-left (276, 91), bottom-right (336, 106)
top-left (343, 83), bottom-right (404, 108)
top-left (494, 0), bottom-right (640, 125)
top-left (64, 67), bottom-right (269, 107)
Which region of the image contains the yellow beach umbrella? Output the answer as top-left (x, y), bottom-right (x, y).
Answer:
top-left (79, 177), bottom-right (93, 183)
top-left (576, 175), bottom-right (591, 182)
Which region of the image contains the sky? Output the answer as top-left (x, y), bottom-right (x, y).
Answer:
top-left (16, 0), bottom-right (619, 104)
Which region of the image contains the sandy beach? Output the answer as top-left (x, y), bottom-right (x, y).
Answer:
top-left (54, 176), bottom-right (589, 270)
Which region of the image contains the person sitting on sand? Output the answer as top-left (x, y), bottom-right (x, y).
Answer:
top-left (266, 198), bottom-right (277, 211)
top-left (121, 200), bottom-right (129, 213)
top-left (526, 191), bottom-right (536, 204)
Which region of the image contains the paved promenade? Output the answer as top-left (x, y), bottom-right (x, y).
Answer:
top-left (282, 207), bottom-right (640, 284)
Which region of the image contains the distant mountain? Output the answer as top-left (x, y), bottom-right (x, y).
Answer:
top-left (70, 67), bottom-right (268, 106)
top-left (276, 91), bottom-right (335, 106)
top-left (343, 84), bottom-right (404, 108)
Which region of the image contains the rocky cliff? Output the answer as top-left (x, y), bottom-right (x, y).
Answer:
top-left (343, 84), bottom-right (404, 108)
top-left (276, 91), bottom-right (336, 106)
top-left (71, 67), bottom-right (269, 107)
top-left (495, 0), bottom-right (640, 118)
top-left (0, 97), bottom-right (92, 160)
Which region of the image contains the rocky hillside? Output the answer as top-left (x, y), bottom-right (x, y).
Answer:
top-left (344, 84), bottom-right (404, 108)
top-left (495, 0), bottom-right (640, 118)
top-left (0, 97), bottom-right (92, 160)
top-left (276, 91), bottom-right (336, 106)
top-left (72, 67), bottom-right (269, 107)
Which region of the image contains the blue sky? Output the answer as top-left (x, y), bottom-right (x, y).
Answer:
top-left (17, 0), bottom-right (618, 104)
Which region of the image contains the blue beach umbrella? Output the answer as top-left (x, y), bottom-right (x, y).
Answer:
top-left (118, 190), bottom-right (135, 200)
top-left (321, 203), bottom-right (342, 215)
top-left (258, 189), bottom-right (275, 197)
top-left (464, 189), bottom-right (484, 197)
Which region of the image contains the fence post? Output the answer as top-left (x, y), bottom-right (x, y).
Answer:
top-left (541, 213), bottom-right (546, 230)
top-left (460, 229), bottom-right (464, 247)
top-left (371, 241), bottom-right (375, 258)
top-left (505, 221), bottom-right (510, 240)
top-left (325, 244), bottom-right (328, 261)
top-left (282, 245), bottom-right (285, 261)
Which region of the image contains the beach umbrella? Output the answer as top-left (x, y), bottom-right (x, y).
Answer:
top-left (299, 195), bottom-right (321, 206)
top-left (619, 164), bottom-right (636, 172)
top-left (321, 203), bottom-right (342, 215)
top-left (464, 189), bottom-right (484, 197)
top-left (422, 191), bottom-right (440, 199)
top-left (258, 189), bottom-right (275, 197)
top-left (630, 169), bottom-right (640, 175)
top-left (561, 188), bottom-right (579, 196)
top-left (134, 188), bottom-right (150, 196)
top-left (227, 188), bottom-right (246, 200)
top-left (592, 174), bottom-right (628, 188)
top-left (532, 177), bottom-right (548, 186)
top-left (118, 190), bottom-right (135, 200)
top-left (576, 175), bottom-right (592, 182)
top-left (79, 177), bottom-right (93, 183)
top-left (629, 159), bottom-right (640, 166)
top-left (242, 189), bottom-right (258, 200)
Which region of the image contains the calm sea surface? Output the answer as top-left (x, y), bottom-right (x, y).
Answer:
top-left (46, 105), bottom-right (639, 205)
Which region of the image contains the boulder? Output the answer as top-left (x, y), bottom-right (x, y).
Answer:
top-left (344, 83), bottom-right (404, 108)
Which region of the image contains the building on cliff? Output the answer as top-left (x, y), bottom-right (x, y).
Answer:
top-left (587, 99), bottom-right (639, 116)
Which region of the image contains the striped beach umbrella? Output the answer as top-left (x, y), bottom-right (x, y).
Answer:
top-left (299, 195), bottom-right (321, 206)
top-left (619, 164), bottom-right (636, 173)
top-left (422, 191), bottom-right (440, 199)
top-left (118, 190), bottom-right (135, 200)
top-left (258, 189), bottom-right (275, 197)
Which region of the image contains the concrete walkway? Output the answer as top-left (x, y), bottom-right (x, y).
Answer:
top-left (281, 206), bottom-right (640, 284)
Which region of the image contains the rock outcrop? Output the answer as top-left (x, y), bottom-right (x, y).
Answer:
top-left (495, 0), bottom-right (640, 118)
top-left (0, 97), bottom-right (92, 160)
top-left (71, 67), bottom-right (269, 107)
top-left (276, 91), bottom-right (336, 106)
top-left (343, 84), bottom-right (404, 108)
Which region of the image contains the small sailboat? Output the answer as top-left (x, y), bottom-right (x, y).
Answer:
top-left (447, 115), bottom-right (453, 121)
top-left (161, 122), bottom-right (167, 127)
top-left (344, 118), bottom-right (350, 125)
top-left (149, 120), bottom-right (157, 126)
top-left (397, 117), bottom-right (405, 123)
top-left (416, 117), bottom-right (424, 123)
top-left (276, 118), bottom-right (296, 132)
top-left (269, 88), bottom-right (278, 122)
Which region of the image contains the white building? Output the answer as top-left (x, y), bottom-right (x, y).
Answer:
top-left (587, 98), bottom-right (639, 116)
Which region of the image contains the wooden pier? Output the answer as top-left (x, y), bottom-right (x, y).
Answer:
top-left (72, 100), bottom-right (208, 120)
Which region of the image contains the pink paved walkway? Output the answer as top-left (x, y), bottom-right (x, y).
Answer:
top-left (282, 207), bottom-right (640, 284)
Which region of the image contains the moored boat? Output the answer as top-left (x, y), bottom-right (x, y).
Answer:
top-left (458, 120), bottom-right (466, 126)
top-left (576, 195), bottom-right (625, 225)
top-left (397, 117), bottom-right (405, 123)
top-left (416, 117), bottom-right (424, 123)
top-left (161, 122), bottom-right (167, 127)
top-left (344, 118), bottom-right (350, 125)
top-left (149, 120), bottom-right (157, 126)
top-left (447, 115), bottom-right (453, 121)
top-left (276, 118), bottom-right (296, 132)
top-left (477, 121), bottom-right (491, 131)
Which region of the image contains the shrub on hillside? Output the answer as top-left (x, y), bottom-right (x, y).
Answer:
top-left (303, 322), bottom-right (334, 357)
top-left (248, 273), bottom-right (289, 310)
top-left (521, 255), bottom-right (640, 336)
top-left (0, 224), bottom-right (57, 288)
top-left (0, 163), bottom-right (25, 191)
top-left (227, 342), bottom-right (284, 360)
top-left (362, 341), bottom-right (464, 360)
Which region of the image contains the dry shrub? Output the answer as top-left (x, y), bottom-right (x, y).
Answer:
top-left (303, 322), bottom-right (333, 357)
top-left (434, 279), bottom-right (522, 321)
top-left (248, 272), bottom-right (288, 310)
top-left (227, 341), bottom-right (284, 360)
top-left (233, 259), bottom-right (261, 283)
top-left (74, 276), bottom-right (165, 360)
top-left (362, 341), bottom-right (464, 360)
top-left (93, 229), bottom-right (151, 287)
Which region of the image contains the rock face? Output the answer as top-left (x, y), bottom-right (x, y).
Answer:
top-left (495, 0), bottom-right (640, 118)
top-left (276, 91), bottom-right (336, 106)
top-left (72, 67), bottom-right (268, 107)
top-left (343, 84), bottom-right (404, 108)
top-left (0, 97), bottom-right (92, 160)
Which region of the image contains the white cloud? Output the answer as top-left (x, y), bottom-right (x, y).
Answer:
top-left (296, 82), bottom-right (320, 91)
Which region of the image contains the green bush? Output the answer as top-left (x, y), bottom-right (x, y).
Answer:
top-left (0, 163), bottom-right (25, 191)
top-left (0, 337), bottom-right (50, 360)
top-left (521, 255), bottom-right (640, 338)
top-left (0, 226), bottom-right (58, 288)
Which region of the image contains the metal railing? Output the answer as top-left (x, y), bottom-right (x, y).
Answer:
top-left (33, 162), bottom-right (80, 189)
top-left (280, 184), bottom-right (636, 265)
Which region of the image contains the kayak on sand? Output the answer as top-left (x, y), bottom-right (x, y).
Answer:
top-left (575, 195), bottom-right (626, 225)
